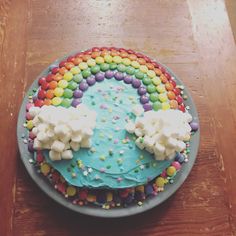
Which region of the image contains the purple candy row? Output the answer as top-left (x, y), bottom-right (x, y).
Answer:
top-left (70, 70), bottom-right (152, 111)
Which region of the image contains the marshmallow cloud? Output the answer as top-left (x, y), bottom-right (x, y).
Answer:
top-left (29, 105), bottom-right (97, 161)
top-left (126, 106), bottom-right (192, 161)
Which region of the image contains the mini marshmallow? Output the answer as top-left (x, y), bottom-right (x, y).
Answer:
top-left (61, 150), bottom-right (73, 160)
top-left (37, 131), bottom-right (49, 143)
top-left (51, 140), bottom-right (65, 152)
top-left (125, 122), bottom-right (135, 133)
top-left (33, 138), bottom-right (42, 149)
top-left (49, 150), bottom-right (61, 161)
top-left (80, 138), bottom-right (91, 148)
top-left (71, 134), bottom-right (82, 143)
top-left (135, 137), bottom-right (145, 150)
top-left (28, 106), bottom-right (40, 118)
top-left (132, 105), bottom-right (144, 116)
top-left (70, 141), bottom-right (80, 151)
top-left (134, 128), bottom-right (144, 137)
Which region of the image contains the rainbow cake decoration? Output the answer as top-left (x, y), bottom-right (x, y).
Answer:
top-left (23, 47), bottom-right (199, 209)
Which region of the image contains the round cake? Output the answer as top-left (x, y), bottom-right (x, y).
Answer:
top-left (21, 47), bottom-right (199, 209)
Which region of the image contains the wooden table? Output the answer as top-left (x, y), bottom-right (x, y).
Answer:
top-left (1, 0), bottom-right (236, 235)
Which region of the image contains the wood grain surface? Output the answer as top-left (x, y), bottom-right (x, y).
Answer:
top-left (0, 0), bottom-right (236, 235)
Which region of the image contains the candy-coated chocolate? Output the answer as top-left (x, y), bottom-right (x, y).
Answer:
top-left (95, 72), bottom-right (105, 82)
top-left (70, 66), bottom-right (80, 75)
top-left (52, 97), bottom-right (62, 106)
top-left (91, 65), bottom-right (100, 74)
top-left (49, 81), bottom-right (57, 90)
top-left (117, 64), bottom-right (126, 72)
top-left (153, 101), bottom-right (162, 111)
top-left (79, 81), bottom-right (89, 91)
top-left (82, 69), bottom-right (92, 78)
top-left (38, 89), bottom-right (46, 99)
top-left (63, 72), bottom-right (73, 81)
top-left (132, 79), bottom-right (141, 88)
top-left (73, 89), bottom-right (83, 98)
top-left (54, 87), bottom-right (64, 97)
top-left (166, 166), bottom-right (176, 176)
top-left (46, 90), bottom-right (54, 99)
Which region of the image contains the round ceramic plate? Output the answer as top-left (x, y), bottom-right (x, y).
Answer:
top-left (17, 50), bottom-right (200, 218)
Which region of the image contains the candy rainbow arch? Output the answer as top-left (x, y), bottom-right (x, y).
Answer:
top-left (34, 47), bottom-right (186, 112)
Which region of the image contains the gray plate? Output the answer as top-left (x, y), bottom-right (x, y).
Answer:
top-left (17, 51), bottom-right (200, 218)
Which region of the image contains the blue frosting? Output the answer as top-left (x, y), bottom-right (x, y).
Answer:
top-left (43, 78), bottom-right (172, 188)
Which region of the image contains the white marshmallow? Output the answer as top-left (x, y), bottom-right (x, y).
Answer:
top-left (132, 105), bottom-right (144, 116)
top-left (80, 138), bottom-right (91, 148)
top-left (37, 131), bottom-right (49, 143)
top-left (49, 150), bottom-right (61, 161)
top-left (61, 150), bottom-right (73, 160)
top-left (134, 128), bottom-right (144, 137)
top-left (33, 138), bottom-right (42, 149)
top-left (135, 137), bottom-right (145, 150)
top-left (125, 121), bottom-right (135, 133)
top-left (70, 141), bottom-right (80, 151)
top-left (29, 106), bottom-right (40, 118)
top-left (51, 140), bottom-right (65, 153)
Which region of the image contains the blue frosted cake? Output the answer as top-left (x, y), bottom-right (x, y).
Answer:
top-left (24, 47), bottom-right (199, 208)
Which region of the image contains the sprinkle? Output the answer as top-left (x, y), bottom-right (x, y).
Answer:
top-left (108, 108), bottom-right (113, 113)
top-left (139, 155), bottom-right (144, 159)
top-left (134, 169), bottom-right (139, 173)
top-left (115, 127), bottom-right (120, 131)
top-left (88, 168), bottom-right (93, 173)
top-left (117, 158), bottom-right (123, 164)
top-left (91, 101), bottom-right (96, 106)
top-left (119, 150), bottom-right (124, 155)
top-left (23, 139), bottom-right (28, 144)
top-left (90, 147), bottom-right (96, 153)
top-left (71, 172), bottom-right (77, 178)
top-left (83, 170), bottom-right (88, 176)
top-left (117, 177), bottom-right (123, 182)
top-left (186, 105), bottom-right (190, 110)
top-left (21, 133), bottom-right (25, 138)
top-left (99, 133), bottom-right (104, 138)
top-left (114, 139), bottom-right (119, 144)
top-left (95, 175), bottom-right (100, 180)
top-left (152, 163), bottom-right (157, 167)
top-left (138, 201), bottom-right (143, 206)
top-left (183, 95), bottom-right (188, 100)
top-left (29, 159), bottom-right (34, 164)
top-left (108, 149), bottom-right (113, 155)
top-left (140, 165), bottom-right (145, 170)
top-left (99, 155), bottom-right (106, 161)
top-left (108, 135), bottom-right (113, 140)
top-left (113, 115), bottom-right (120, 120)
top-left (101, 118), bottom-right (107, 122)
top-left (100, 168), bottom-right (106, 173)
top-left (106, 165), bottom-right (111, 169)
top-left (112, 119), bottom-right (116, 124)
